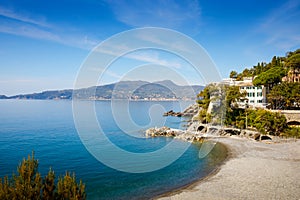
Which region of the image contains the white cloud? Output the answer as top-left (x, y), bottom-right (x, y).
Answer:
top-left (0, 20), bottom-right (99, 50)
top-left (94, 42), bottom-right (182, 68)
top-left (0, 6), bottom-right (99, 50)
top-left (0, 6), bottom-right (51, 28)
top-left (126, 51), bottom-right (182, 68)
top-left (0, 20), bottom-right (60, 41)
top-left (106, 0), bottom-right (201, 32)
top-left (88, 67), bottom-right (122, 79)
top-left (136, 32), bottom-right (195, 54)
top-left (104, 70), bottom-right (122, 79)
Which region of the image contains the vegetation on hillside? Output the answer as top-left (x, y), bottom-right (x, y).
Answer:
top-left (230, 49), bottom-right (300, 81)
top-left (230, 49), bottom-right (300, 109)
top-left (197, 84), bottom-right (298, 137)
top-left (197, 49), bottom-right (300, 137)
top-left (0, 153), bottom-right (86, 200)
top-left (196, 83), bottom-right (228, 124)
top-left (197, 86), bottom-right (212, 123)
top-left (268, 82), bottom-right (300, 109)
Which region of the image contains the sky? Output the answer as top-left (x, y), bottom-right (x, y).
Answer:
top-left (0, 0), bottom-right (299, 95)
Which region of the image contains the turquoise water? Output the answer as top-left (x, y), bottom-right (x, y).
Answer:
top-left (0, 100), bottom-right (227, 199)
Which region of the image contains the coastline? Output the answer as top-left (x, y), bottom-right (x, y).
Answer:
top-left (158, 136), bottom-right (300, 200)
top-left (154, 140), bottom-right (230, 199)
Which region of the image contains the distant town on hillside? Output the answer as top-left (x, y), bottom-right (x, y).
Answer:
top-left (0, 80), bottom-right (204, 101)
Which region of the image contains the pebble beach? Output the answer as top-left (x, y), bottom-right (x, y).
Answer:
top-left (159, 136), bottom-right (300, 200)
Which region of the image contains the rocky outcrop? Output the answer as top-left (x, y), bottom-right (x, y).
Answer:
top-left (145, 125), bottom-right (277, 144)
top-left (145, 126), bottom-right (204, 142)
top-left (163, 110), bottom-right (182, 117)
top-left (182, 104), bottom-right (200, 116)
top-left (153, 105), bottom-right (278, 143)
top-left (163, 104), bottom-right (200, 117)
top-left (145, 127), bottom-right (184, 137)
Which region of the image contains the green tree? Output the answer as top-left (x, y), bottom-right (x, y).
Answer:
top-left (247, 109), bottom-right (287, 136)
top-left (43, 168), bottom-right (55, 200)
top-left (57, 172), bottom-right (85, 200)
top-left (222, 86), bottom-right (246, 126)
top-left (0, 153), bottom-right (86, 200)
top-left (11, 153), bottom-right (42, 200)
top-left (253, 66), bottom-right (285, 87)
top-left (271, 56), bottom-right (278, 67)
top-left (197, 84), bottom-right (226, 124)
top-left (229, 70), bottom-right (238, 78)
top-left (197, 86), bottom-right (211, 110)
top-left (268, 82), bottom-right (300, 109)
top-left (285, 52), bottom-right (300, 69)
top-left (225, 85), bottom-right (246, 109)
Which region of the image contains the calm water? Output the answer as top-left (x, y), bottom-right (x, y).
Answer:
top-left (0, 100), bottom-right (227, 199)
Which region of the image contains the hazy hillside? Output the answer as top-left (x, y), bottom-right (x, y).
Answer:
top-left (2, 80), bottom-right (204, 100)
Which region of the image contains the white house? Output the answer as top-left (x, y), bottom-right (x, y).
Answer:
top-left (223, 77), bottom-right (267, 108)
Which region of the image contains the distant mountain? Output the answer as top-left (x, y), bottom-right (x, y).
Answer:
top-left (0, 95), bottom-right (8, 99)
top-left (3, 80), bottom-right (204, 100)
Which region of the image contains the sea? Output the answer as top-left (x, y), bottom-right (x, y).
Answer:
top-left (0, 100), bottom-right (227, 199)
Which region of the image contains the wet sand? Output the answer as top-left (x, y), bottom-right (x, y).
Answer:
top-left (159, 136), bottom-right (300, 200)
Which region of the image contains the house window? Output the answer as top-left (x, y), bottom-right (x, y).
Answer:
top-left (257, 92), bottom-right (262, 97)
top-left (250, 100), bottom-right (254, 103)
top-left (257, 100), bottom-right (262, 103)
top-left (252, 92), bottom-right (255, 97)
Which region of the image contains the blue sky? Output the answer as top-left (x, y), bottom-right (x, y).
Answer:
top-left (0, 0), bottom-right (299, 95)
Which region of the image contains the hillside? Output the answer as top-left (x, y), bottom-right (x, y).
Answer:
top-left (1, 80), bottom-right (204, 100)
top-left (229, 48), bottom-right (300, 110)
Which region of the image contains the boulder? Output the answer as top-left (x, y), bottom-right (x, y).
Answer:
top-left (163, 110), bottom-right (183, 117)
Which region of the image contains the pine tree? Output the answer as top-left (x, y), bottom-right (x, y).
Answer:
top-left (0, 152), bottom-right (86, 200)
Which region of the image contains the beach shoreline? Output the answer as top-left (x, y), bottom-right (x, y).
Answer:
top-left (157, 136), bottom-right (300, 200)
top-left (153, 140), bottom-right (230, 199)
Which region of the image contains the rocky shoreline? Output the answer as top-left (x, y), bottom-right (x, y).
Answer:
top-left (145, 123), bottom-right (293, 144)
top-left (163, 103), bottom-right (200, 117)
top-left (147, 103), bottom-right (300, 200)
top-left (149, 103), bottom-right (294, 143)
top-left (145, 126), bottom-right (205, 142)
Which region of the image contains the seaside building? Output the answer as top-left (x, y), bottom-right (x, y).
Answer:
top-left (222, 77), bottom-right (267, 108)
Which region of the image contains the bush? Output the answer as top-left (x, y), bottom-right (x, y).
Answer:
top-left (282, 127), bottom-right (300, 138)
top-left (0, 153), bottom-right (86, 200)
